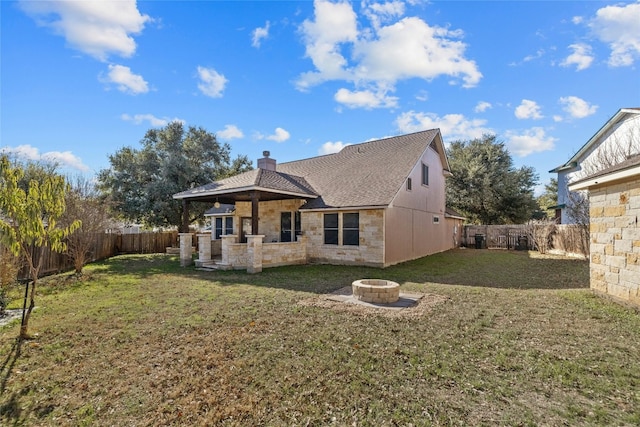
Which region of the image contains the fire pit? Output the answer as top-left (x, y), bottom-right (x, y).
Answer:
top-left (352, 279), bottom-right (400, 304)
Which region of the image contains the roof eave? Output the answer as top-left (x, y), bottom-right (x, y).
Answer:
top-left (173, 185), bottom-right (318, 200)
top-left (568, 164), bottom-right (640, 191)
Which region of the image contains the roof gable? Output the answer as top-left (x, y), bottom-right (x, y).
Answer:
top-left (550, 108), bottom-right (640, 173)
top-left (278, 129), bottom-right (443, 209)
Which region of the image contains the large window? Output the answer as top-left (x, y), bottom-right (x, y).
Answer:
top-left (214, 217), bottom-right (234, 239)
top-left (323, 212), bottom-right (359, 246)
top-left (280, 211), bottom-right (303, 242)
top-left (281, 212), bottom-right (292, 242)
top-left (343, 213), bottom-right (359, 246)
top-left (324, 213), bottom-right (339, 245)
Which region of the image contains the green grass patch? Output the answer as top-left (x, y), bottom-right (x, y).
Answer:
top-left (1, 249), bottom-right (638, 426)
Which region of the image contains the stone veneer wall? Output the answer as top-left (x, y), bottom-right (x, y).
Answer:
top-left (304, 209), bottom-right (385, 267)
top-left (262, 238), bottom-right (308, 267)
top-left (235, 199), bottom-right (305, 242)
top-left (588, 177), bottom-right (640, 306)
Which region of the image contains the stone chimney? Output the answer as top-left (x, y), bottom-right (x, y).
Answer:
top-left (257, 150), bottom-right (276, 171)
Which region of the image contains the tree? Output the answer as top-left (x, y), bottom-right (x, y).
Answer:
top-left (446, 134), bottom-right (539, 224)
top-left (0, 155), bottom-right (80, 338)
top-left (98, 122), bottom-right (252, 230)
top-left (62, 176), bottom-right (115, 274)
top-left (533, 178), bottom-right (558, 220)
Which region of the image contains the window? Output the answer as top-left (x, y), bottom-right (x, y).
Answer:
top-left (295, 211), bottom-right (302, 238)
top-left (215, 217), bottom-right (223, 239)
top-left (324, 213), bottom-right (339, 245)
top-left (433, 215), bottom-right (440, 224)
top-left (406, 177), bottom-right (412, 191)
top-left (343, 213), bottom-right (359, 246)
top-left (214, 217), bottom-right (234, 239)
top-left (422, 163), bottom-right (429, 186)
top-left (281, 212), bottom-right (292, 242)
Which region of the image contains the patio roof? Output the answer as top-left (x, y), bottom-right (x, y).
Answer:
top-left (173, 168), bottom-right (319, 204)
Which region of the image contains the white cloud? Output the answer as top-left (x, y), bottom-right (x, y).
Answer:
top-left (558, 96), bottom-right (598, 119)
top-left (266, 127), bottom-right (290, 143)
top-left (19, 0), bottom-right (150, 61)
top-left (506, 127), bottom-right (556, 157)
top-left (196, 66), bottom-right (228, 98)
top-left (474, 101), bottom-right (492, 113)
top-left (515, 99), bottom-right (543, 120)
top-left (102, 64), bottom-right (149, 94)
top-left (296, 0), bottom-right (358, 90)
top-left (217, 125), bottom-right (244, 140)
top-left (252, 21), bottom-right (270, 48)
top-left (1, 144), bottom-right (89, 171)
top-left (395, 111), bottom-right (492, 142)
top-left (296, 0), bottom-right (481, 106)
top-left (589, 1), bottom-right (640, 67)
top-left (319, 141), bottom-right (350, 155)
top-left (560, 43), bottom-right (594, 71)
top-left (121, 113), bottom-right (183, 127)
top-left (334, 88), bottom-right (398, 109)
top-left (362, 0), bottom-right (406, 29)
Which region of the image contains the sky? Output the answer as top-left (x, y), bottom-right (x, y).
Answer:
top-left (2, 0), bottom-right (640, 194)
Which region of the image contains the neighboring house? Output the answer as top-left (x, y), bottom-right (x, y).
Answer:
top-left (173, 129), bottom-right (464, 272)
top-left (568, 154), bottom-right (640, 307)
top-left (550, 108), bottom-right (640, 224)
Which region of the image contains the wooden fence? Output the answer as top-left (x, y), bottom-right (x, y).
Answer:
top-left (463, 224), bottom-right (588, 256)
top-left (9, 231), bottom-right (179, 280)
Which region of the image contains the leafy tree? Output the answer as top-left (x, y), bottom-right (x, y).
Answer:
top-left (0, 155), bottom-right (80, 338)
top-left (98, 122), bottom-right (252, 231)
top-left (62, 176), bottom-right (115, 274)
top-left (533, 178), bottom-right (558, 219)
top-left (446, 134), bottom-right (539, 224)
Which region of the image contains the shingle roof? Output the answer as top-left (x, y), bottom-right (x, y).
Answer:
top-left (174, 129), bottom-right (444, 209)
top-left (278, 129), bottom-right (442, 209)
top-left (173, 168), bottom-right (318, 200)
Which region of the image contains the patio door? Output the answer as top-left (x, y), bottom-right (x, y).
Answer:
top-left (240, 217), bottom-right (251, 243)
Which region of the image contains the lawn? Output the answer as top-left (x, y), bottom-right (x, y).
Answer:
top-left (1, 249), bottom-right (639, 426)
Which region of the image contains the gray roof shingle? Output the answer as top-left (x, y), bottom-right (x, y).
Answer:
top-left (174, 129), bottom-right (443, 209)
top-left (278, 129), bottom-right (441, 209)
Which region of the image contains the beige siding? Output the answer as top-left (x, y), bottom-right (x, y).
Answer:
top-left (588, 177), bottom-right (640, 306)
top-left (385, 145), bottom-right (456, 265)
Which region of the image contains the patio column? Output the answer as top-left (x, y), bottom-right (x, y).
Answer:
top-left (251, 191), bottom-right (259, 235)
top-left (220, 234), bottom-right (237, 269)
top-left (179, 232), bottom-right (193, 267)
top-left (195, 233), bottom-right (211, 267)
top-left (246, 234), bottom-right (264, 274)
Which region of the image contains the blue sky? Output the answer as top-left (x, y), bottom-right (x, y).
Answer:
top-left (2, 0), bottom-right (639, 193)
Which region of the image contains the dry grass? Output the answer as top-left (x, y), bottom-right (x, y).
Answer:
top-left (1, 249), bottom-right (639, 426)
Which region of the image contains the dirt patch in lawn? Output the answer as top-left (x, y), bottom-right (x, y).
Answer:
top-left (298, 286), bottom-right (449, 318)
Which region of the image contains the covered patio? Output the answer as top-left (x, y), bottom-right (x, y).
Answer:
top-left (172, 157), bottom-right (318, 273)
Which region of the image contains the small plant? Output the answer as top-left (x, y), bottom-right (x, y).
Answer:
top-left (526, 218), bottom-right (557, 254)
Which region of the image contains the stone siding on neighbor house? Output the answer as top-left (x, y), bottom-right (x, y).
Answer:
top-left (304, 209), bottom-right (385, 267)
top-left (589, 178), bottom-right (640, 306)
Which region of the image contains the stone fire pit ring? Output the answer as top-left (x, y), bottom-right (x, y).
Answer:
top-left (352, 279), bottom-right (400, 304)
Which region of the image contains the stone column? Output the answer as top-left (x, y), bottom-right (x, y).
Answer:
top-left (179, 233), bottom-right (193, 267)
top-left (220, 235), bottom-right (237, 267)
top-left (195, 233), bottom-right (212, 267)
top-left (246, 234), bottom-right (265, 274)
